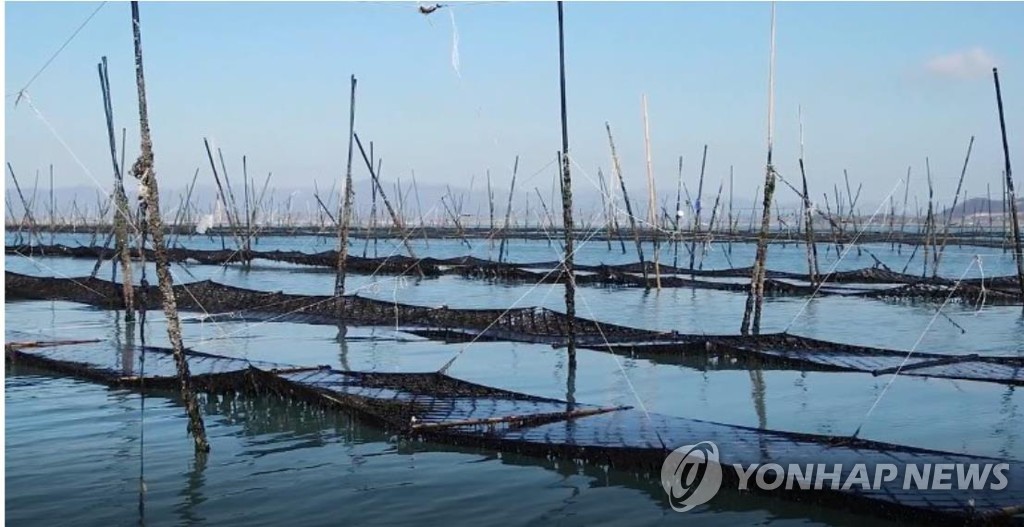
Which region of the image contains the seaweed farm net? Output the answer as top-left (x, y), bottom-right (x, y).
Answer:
top-left (5, 339), bottom-right (1023, 526)
top-left (8, 243), bottom-right (1020, 304)
top-left (7, 271), bottom-right (1023, 386)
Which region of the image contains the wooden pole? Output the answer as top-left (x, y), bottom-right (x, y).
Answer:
top-left (923, 160), bottom-right (934, 278)
top-left (741, 2), bottom-right (777, 336)
top-left (49, 164), bottom-right (55, 244)
top-left (498, 156), bottom-right (519, 263)
top-left (336, 75), bottom-right (357, 320)
top-left (933, 136), bottom-right (974, 277)
top-left (689, 144), bottom-right (708, 273)
top-left (7, 163), bottom-right (42, 246)
top-left (203, 138), bottom-right (245, 253)
top-left (242, 155), bottom-right (252, 264)
top-left (556, 1), bottom-right (576, 368)
top-left (798, 106), bottom-right (819, 285)
top-left (728, 166), bottom-right (734, 256)
top-left (411, 169), bottom-right (429, 247)
top-left (992, 68), bottom-right (1024, 307)
top-left (672, 156), bottom-right (683, 267)
top-left (129, 0), bottom-right (208, 453)
top-left (606, 122), bottom-right (648, 284)
top-left (354, 133), bottom-right (423, 274)
top-left (98, 56), bottom-right (135, 321)
top-left (641, 94), bottom-right (661, 290)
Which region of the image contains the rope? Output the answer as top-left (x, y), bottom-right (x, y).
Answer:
top-left (851, 255), bottom-right (979, 439)
top-left (437, 191), bottom-right (618, 374)
top-left (528, 196), bottom-right (670, 450)
top-left (782, 177), bottom-right (906, 333)
top-left (10, 2), bottom-right (108, 101)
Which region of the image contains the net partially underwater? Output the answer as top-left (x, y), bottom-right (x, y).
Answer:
top-left (5, 339), bottom-right (1023, 526)
top-left (8, 243), bottom-right (1020, 305)
top-left (7, 271), bottom-right (1023, 386)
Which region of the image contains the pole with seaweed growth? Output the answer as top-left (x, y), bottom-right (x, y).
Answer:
top-left (556, 1), bottom-right (577, 367)
top-left (128, 1), bottom-right (208, 453)
top-left (741, 2), bottom-right (777, 336)
top-left (336, 75), bottom-right (357, 321)
top-left (606, 123), bottom-right (648, 284)
top-left (993, 68), bottom-right (1024, 307)
top-left (98, 56), bottom-right (136, 320)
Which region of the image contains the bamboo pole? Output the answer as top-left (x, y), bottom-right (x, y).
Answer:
top-left (728, 167), bottom-right (734, 256)
top-left (411, 169), bottom-right (429, 247)
top-left (689, 145), bottom-right (708, 273)
top-left (672, 156), bottom-right (683, 267)
top-left (486, 169), bottom-right (495, 246)
top-left (641, 94), bottom-right (661, 290)
top-left (699, 180), bottom-right (724, 270)
top-left (48, 164), bottom-right (55, 245)
top-left (741, 2), bottom-right (777, 336)
top-left (242, 155), bottom-right (252, 264)
top-left (798, 106), bottom-right (819, 285)
top-left (598, 167), bottom-right (613, 251)
top-left (992, 68), bottom-right (1024, 307)
top-left (498, 156), bottom-right (519, 263)
top-left (933, 136), bottom-right (974, 277)
top-left (353, 133), bottom-right (423, 273)
top-left (7, 163), bottom-right (42, 246)
top-left (606, 122), bottom-right (648, 285)
top-left (128, 0), bottom-right (208, 453)
top-left (203, 138), bottom-right (245, 254)
top-left (98, 56), bottom-right (135, 320)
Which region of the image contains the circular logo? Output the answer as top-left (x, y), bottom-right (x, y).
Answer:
top-left (660, 441), bottom-right (722, 512)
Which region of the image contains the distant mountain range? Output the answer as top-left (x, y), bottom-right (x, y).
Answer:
top-left (5, 179), bottom-right (767, 226)
top-left (940, 197), bottom-right (1024, 219)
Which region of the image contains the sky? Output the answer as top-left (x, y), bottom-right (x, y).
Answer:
top-left (5, 1), bottom-right (1024, 216)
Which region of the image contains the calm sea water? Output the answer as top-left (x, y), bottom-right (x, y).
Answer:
top-left (6, 233), bottom-right (1022, 525)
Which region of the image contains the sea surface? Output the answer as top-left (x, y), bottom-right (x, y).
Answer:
top-left (5, 232), bottom-right (1022, 525)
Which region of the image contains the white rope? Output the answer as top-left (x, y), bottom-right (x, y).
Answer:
top-left (782, 178), bottom-right (905, 333)
top-left (851, 256), bottom-right (979, 438)
top-left (9, 2), bottom-right (108, 100)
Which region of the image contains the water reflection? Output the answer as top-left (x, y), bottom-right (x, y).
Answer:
top-left (749, 369), bottom-right (767, 430)
top-left (176, 451), bottom-right (208, 526)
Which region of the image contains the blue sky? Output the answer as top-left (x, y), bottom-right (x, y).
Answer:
top-left (5, 1), bottom-right (1024, 212)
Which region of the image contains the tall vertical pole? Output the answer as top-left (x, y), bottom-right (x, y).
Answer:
top-left (129, 1), bottom-right (208, 453)
top-left (642, 94), bottom-right (661, 289)
top-left (556, 1), bottom-right (576, 368)
top-left (336, 75), bottom-right (357, 312)
top-left (993, 68), bottom-right (1024, 307)
top-left (98, 56), bottom-right (135, 321)
top-left (741, 2), bottom-right (777, 335)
